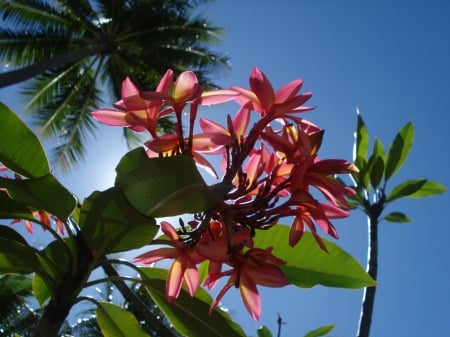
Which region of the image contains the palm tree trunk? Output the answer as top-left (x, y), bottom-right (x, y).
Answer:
top-left (0, 46), bottom-right (104, 88)
top-left (356, 213), bottom-right (378, 337)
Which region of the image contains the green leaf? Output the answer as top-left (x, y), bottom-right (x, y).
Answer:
top-left (354, 158), bottom-right (370, 192)
top-left (253, 225), bottom-right (376, 289)
top-left (257, 325), bottom-right (273, 337)
top-left (386, 179), bottom-right (428, 202)
top-left (140, 267), bottom-right (246, 337)
top-left (407, 180), bottom-right (447, 198)
top-left (303, 324), bottom-right (335, 337)
top-left (0, 238), bottom-right (40, 275)
top-left (79, 187), bottom-right (157, 256)
top-left (385, 121), bottom-right (414, 180)
top-left (32, 274), bottom-right (50, 307)
top-left (115, 148), bottom-right (231, 218)
top-left (0, 102), bottom-right (50, 178)
top-left (0, 174), bottom-right (76, 220)
top-left (368, 154), bottom-right (385, 190)
top-left (384, 212), bottom-right (411, 223)
top-left (372, 138), bottom-right (385, 159)
top-left (0, 190), bottom-right (34, 220)
top-left (96, 301), bottom-right (150, 337)
top-left (0, 224), bottom-right (28, 245)
top-left (353, 110), bottom-right (369, 169)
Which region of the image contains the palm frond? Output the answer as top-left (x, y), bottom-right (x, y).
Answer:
top-left (24, 58), bottom-right (103, 171)
top-left (0, 0), bottom-right (71, 31)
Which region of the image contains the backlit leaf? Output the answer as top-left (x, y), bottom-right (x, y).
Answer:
top-left (253, 225), bottom-right (376, 289)
top-left (257, 326), bottom-right (273, 337)
top-left (304, 325), bottom-right (335, 337)
top-left (384, 212), bottom-right (411, 223)
top-left (0, 174), bottom-right (76, 220)
top-left (79, 187), bottom-right (157, 257)
top-left (0, 238), bottom-right (40, 275)
top-left (115, 148), bottom-right (231, 217)
top-left (385, 121), bottom-right (414, 180)
top-left (407, 180), bottom-right (447, 198)
top-left (387, 179), bottom-right (427, 202)
top-left (353, 110), bottom-right (369, 168)
top-left (140, 267), bottom-right (246, 337)
top-left (96, 302), bottom-right (150, 337)
top-left (368, 155), bottom-right (385, 190)
top-left (0, 102), bottom-right (50, 178)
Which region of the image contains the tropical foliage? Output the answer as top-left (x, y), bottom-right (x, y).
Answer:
top-left (347, 110), bottom-right (446, 337)
top-left (0, 67), bottom-right (376, 337)
top-left (0, 67), bottom-right (445, 337)
top-left (0, 0), bottom-right (229, 170)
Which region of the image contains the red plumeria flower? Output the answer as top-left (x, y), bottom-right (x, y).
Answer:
top-left (204, 247), bottom-right (288, 321)
top-left (231, 67), bottom-right (313, 118)
top-left (134, 221), bottom-right (205, 302)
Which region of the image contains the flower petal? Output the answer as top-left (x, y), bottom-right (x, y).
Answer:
top-left (183, 257), bottom-right (200, 297)
top-left (249, 67), bottom-right (275, 113)
top-left (156, 69), bottom-right (174, 93)
top-left (200, 89), bottom-right (239, 105)
top-left (133, 247), bottom-right (178, 264)
top-left (166, 258), bottom-right (185, 302)
top-left (275, 78), bottom-right (303, 103)
top-left (91, 109), bottom-right (129, 126)
top-left (239, 272), bottom-right (261, 321)
top-left (174, 71), bottom-right (200, 102)
top-left (121, 77), bottom-right (139, 98)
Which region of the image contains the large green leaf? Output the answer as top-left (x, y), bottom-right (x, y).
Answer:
top-left (386, 179), bottom-right (428, 202)
top-left (0, 190), bottom-right (34, 220)
top-left (407, 180), bottom-right (447, 198)
top-left (385, 121), bottom-right (414, 180)
top-left (0, 224), bottom-right (28, 245)
top-left (79, 187), bottom-right (157, 257)
top-left (0, 238), bottom-right (40, 275)
top-left (0, 102), bottom-right (50, 178)
top-left (140, 267), bottom-right (246, 337)
top-left (0, 174), bottom-right (76, 220)
top-left (115, 148), bottom-right (231, 218)
top-left (353, 111), bottom-right (369, 169)
top-left (303, 325), bottom-right (335, 337)
top-left (96, 302), bottom-right (150, 337)
top-left (253, 225), bottom-right (376, 289)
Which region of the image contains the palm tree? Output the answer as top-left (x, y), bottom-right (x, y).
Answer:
top-left (0, 0), bottom-right (229, 170)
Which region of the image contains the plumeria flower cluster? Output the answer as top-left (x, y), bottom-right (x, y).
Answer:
top-left (92, 67), bottom-right (357, 320)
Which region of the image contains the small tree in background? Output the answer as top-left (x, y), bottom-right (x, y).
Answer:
top-left (348, 110), bottom-right (446, 337)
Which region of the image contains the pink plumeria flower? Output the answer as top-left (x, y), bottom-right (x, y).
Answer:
top-left (205, 247), bottom-right (288, 321)
top-left (92, 70), bottom-right (173, 137)
top-left (231, 67), bottom-right (313, 118)
top-left (134, 221), bottom-right (205, 302)
top-left (140, 70), bottom-right (238, 115)
top-left (287, 190), bottom-right (349, 250)
top-left (194, 106), bottom-right (251, 154)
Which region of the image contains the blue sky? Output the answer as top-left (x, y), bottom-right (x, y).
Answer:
top-left (195, 2), bottom-right (450, 336)
top-left (1, 1), bottom-right (449, 336)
